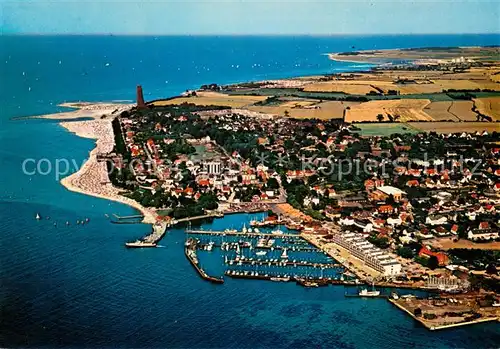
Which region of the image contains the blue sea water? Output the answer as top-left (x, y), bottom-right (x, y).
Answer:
top-left (1, 35), bottom-right (499, 348)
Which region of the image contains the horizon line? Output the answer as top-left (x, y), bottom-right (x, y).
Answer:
top-left (3, 32), bottom-right (500, 37)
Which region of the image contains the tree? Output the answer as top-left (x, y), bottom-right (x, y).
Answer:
top-left (427, 256), bottom-right (439, 270)
top-left (486, 264), bottom-right (498, 275)
top-left (397, 246), bottom-right (414, 259)
top-left (266, 177), bottom-right (280, 189)
top-left (376, 114), bottom-right (384, 122)
top-left (284, 110), bottom-right (290, 117)
top-left (386, 194), bottom-right (395, 205)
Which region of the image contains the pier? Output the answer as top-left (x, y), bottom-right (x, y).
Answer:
top-left (186, 229), bottom-right (298, 238)
top-left (226, 258), bottom-right (342, 269)
top-left (197, 241), bottom-right (318, 253)
top-left (185, 238), bottom-right (224, 284)
top-left (224, 270), bottom-right (358, 286)
top-left (173, 212), bottom-right (224, 225)
top-left (113, 214), bottom-right (144, 220)
top-left (125, 222), bottom-right (167, 248)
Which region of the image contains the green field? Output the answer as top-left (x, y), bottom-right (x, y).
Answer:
top-left (353, 123), bottom-right (420, 136)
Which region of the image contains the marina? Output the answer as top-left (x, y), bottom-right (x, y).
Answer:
top-left (186, 225), bottom-right (354, 285)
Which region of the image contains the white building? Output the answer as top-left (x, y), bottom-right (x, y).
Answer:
top-left (468, 230), bottom-right (499, 241)
top-left (331, 231), bottom-right (402, 276)
top-left (204, 161), bottom-right (222, 175)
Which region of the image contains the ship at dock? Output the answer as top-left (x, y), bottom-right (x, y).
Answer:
top-left (358, 283), bottom-right (381, 297)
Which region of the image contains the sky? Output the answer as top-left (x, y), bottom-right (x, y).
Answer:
top-left (1, 0), bottom-right (499, 35)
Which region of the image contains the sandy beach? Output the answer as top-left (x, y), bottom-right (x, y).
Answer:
top-left (25, 102), bottom-right (135, 120)
top-left (59, 118), bottom-right (157, 224)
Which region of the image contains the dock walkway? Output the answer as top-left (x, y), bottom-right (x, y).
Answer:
top-left (227, 259), bottom-right (342, 269)
top-left (185, 239), bottom-right (224, 284)
top-left (186, 229), bottom-right (298, 238)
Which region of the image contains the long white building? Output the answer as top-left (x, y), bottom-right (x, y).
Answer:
top-left (331, 231), bottom-right (402, 276)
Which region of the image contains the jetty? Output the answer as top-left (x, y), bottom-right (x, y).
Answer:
top-left (185, 238), bottom-right (224, 284)
top-left (226, 258), bottom-right (342, 269)
top-left (173, 212), bottom-right (224, 224)
top-left (125, 222), bottom-right (167, 248)
top-left (113, 214), bottom-right (144, 220)
top-left (186, 229), bottom-right (298, 238)
top-left (224, 270), bottom-right (357, 286)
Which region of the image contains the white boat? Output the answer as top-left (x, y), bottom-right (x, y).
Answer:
top-left (256, 251), bottom-right (267, 256)
top-left (359, 283), bottom-right (380, 297)
top-left (242, 224), bottom-right (248, 234)
top-left (272, 229), bottom-right (284, 235)
top-left (391, 292), bottom-right (399, 300)
top-left (359, 288), bottom-right (381, 297)
top-left (281, 248), bottom-right (288, 259)
top-left (270, 277), bottom-right (290, 282)
top-left (35, 213), bottom-right (41, 220)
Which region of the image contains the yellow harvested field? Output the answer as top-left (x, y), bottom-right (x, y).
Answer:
top-left (409, 122), bottom-right (500, 134)
top-left (397, 83), bottom-right (443, 94)
top-left (279, 100), bottom-right (316, 109)
top-left (152, 92), bottom-right (267, 108)
top-left (474, 97), bottom-right (500, 121)
top-left (303, 82), bottom-right (376, 94)
top-left (433, 79), bottom-right (500, 91)
top-left (449, 101), bottom-right (477, 121)
top-left (303, 80), bottom-right (403, 94)
top-left (248, 100), bottom-right (360, 120)
top-left (393, 76), bottom-right (500, 94)
top-left (345, 99), bottom-right (433, 122)
top-left (490, 72), bottom-right (500, 83)
top-left (423, 101), bottom-right (458, 121)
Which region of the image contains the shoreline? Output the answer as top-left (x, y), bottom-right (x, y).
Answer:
top-left (15, 102), bottom-right (134, 121)
top-left (59, 118), bottom-right (157, 224)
